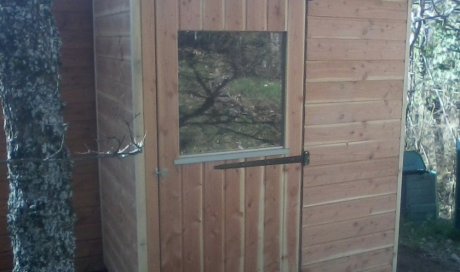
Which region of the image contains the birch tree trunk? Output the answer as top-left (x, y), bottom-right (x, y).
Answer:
top-left (0, 1), bottom-right (75, 271)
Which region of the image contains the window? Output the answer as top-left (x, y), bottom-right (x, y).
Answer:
top-left (178, 31), bottom-right (286, 156)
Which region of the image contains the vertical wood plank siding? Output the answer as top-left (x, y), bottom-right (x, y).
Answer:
top-left (93, 0), bottom-right (139, 271)
top-left (0, 1), bottom-right (103, 271)
top-left (154, 1), bottom-right (303, 272)
top-left (302, 0), bottom-right (409, 271)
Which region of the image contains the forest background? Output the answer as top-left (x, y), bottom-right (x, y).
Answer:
top-left (407, 0), bottom-right (460, 218)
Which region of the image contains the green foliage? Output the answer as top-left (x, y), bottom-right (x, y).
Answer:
top-left (399, 218), bottom-right (460, 262)
top-left (407, 0), bottom-right (460, 218)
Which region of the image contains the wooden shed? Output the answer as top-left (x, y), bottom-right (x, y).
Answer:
top-left (1, 0), bottom-right (411, 271)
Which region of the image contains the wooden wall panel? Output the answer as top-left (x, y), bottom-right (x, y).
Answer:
top-left (307, 17), bottom-right (407, 41)
top-left (94, 0), bottom-right (140, 271)
top-left (94, 12), bottom-right (130, 37)
top-left (306, 139), bottom-right (401, 166)
top-left (303, 194), bottom-right (397, 226)
top-left (203, 163), bottom-right (225, 272)
top-left (306, 60), bottom-right (405, 83)
top-left (302, 0), bottom-right (409, 270)
top-left (305, 157), bottom-right (399, 188)
top-left (246, 0), bottom-right (267, 31)
top-left (303, 212), bottom-right (396, 247)
top-left (308, 0), bottom-right (407, 20)
top-left (303, 230), bottom-right (394, 265)
top-left (244, 164), bottom-right (264, 272)
top-left (203, 0), bottom-right (224, 30)
top-left (263, 164), bottom-right (283, 271)
top-left (303, 176), bottom-right (398, 206)
top-left (302, 247), bottom-right (393, 272)
top-left (305, 120), bottom-right (402, 146)
top-left (306, 80), bottom-right (404, 104)
top-left (267, 0), bottom-right (286, 31)
top-left (155, 0), bottom-right (183, 271)
top-left (93, 0), bottom-right (130, 16)
top-left (224, 165), bottom-right (245, 272)
top-left (182, 165), bottom-right (203, 272)
top-left (225, 0), bottom-right (245, 31)
top-left (307, 39), bottom-right (406, 61)
top-left (180, 0), bottom-right (202, 30)
top-left (95, 36), bottom-right (131, 60)
top-left (306, 100), bottom-right (402, 125)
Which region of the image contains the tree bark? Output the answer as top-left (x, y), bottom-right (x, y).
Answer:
top-left (0, 1), bottom-right (75, 271)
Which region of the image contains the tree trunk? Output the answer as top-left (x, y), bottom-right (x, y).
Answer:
top-left (0, 1), bottom-right (75, 271)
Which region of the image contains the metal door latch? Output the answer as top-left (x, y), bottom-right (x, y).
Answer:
top-left (155, 168), bottom-right (169, 178)
top-left (214, 151), bottom-right (310, 170)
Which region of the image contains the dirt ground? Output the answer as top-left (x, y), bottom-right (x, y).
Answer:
top-left (398, 245), bottom-right (460, 272)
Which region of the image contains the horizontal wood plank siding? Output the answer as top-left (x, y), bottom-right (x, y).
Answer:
top-left (302, 0), bottom-right (409, 270)
top-left (94, 0), bottom-right (139, 271)
top-left (0, 1), bottom-right (102, 271)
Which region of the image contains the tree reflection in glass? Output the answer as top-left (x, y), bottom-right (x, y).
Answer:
top-left (178, 31), bottom-right (286, 155)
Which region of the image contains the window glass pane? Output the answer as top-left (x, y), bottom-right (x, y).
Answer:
top-left (178, 31), bottom-right (286, 155)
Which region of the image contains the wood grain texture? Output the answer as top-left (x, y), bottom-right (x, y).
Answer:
top-left (182, 164), bottom-right (203, 272)
top-left (203, 163), bottom-right (225, 272)
top-left (140, 0), bottom-right (161, 269)
top-left (306, 60), bottom-right (405, 83)
top-left (302, 212), bottom-right (396, 247)
top-left (305, 120), bottom-right (402, 146)
top-left (93, 0), bottom-right (130, 16)
top-left (303, 231), bottom-right (394, 265)
top-left (283, 0), bottom-right (306, 271)
top-left (302, 194), bottom-right (397, 226)
top-left (203, 0), bottom-right (224, 30)
top-left (305, 100), bottom-right (402, 125)
top-left (224, 165), bottom-right (245, 272)
top-left (155, 0), bottom-right (183, 271)
top-left (307, 0), bottom-right (407, 20)
top-left (95, 36), bottom-right (131, 60)
top-left (306, 139), bottom-right (401, 166)
top-left (246, 0), bottom-right (267, 31)
top-left (307, 17), bottom-right (407, 41)
top-left (307, 39), bottom-right (406, 61)
top-left (301, 247), bottom-right (394, 271)
top-left (225, 0), bottom-right (245, 30)
top-left (306, 80), bottom-right (404, 104)
top-left (179, 0), bottom-right (202, 30)
top-left (304, 157), bottom-right (400, 188)
top-left (303, 176), bottom-right (398, 206)
top-left (244, 164), bottom-right (264, 272)
top-left (267, 0), bottom-right (286, 31)
top-left (93, 12), bottom-right (130, 37)
top-left (263, 164), bottom-right (283, 271)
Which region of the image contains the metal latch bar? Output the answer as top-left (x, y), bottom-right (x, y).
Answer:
top-left (214, 151), bottom-right (310, 170)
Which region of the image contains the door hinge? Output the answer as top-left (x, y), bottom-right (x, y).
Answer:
top-left (214, 151), bottom-right (310, 170)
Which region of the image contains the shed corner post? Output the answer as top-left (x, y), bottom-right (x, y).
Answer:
top-left (392, 0), bottom-right (414, 271)
top-left (131, 0), bottom-right (149, 271)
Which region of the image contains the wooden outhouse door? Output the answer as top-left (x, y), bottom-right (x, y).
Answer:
top-left (153, 1), bottom-right (306, 271)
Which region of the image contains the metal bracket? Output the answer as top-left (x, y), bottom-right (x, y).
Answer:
top-left (214, 151), bottom-right (310, 170)
top-left (155, 168), bottom-right (169, 178)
